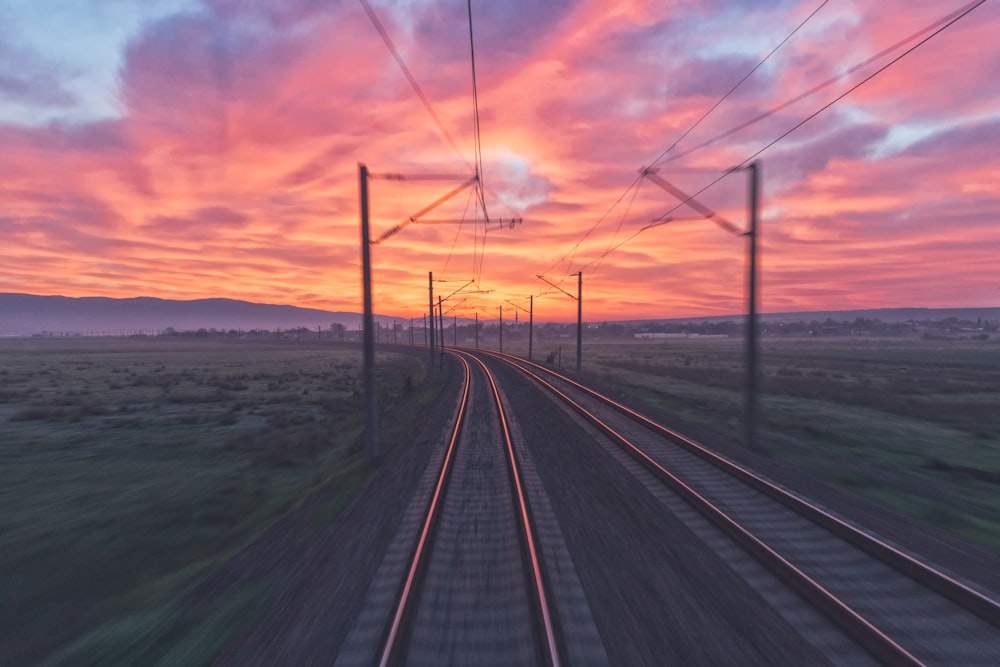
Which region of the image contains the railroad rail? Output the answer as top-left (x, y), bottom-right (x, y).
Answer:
top-left (476, 348), bottom-right (1000, 666)
top-left (374, 349), bottom-right (561, 665)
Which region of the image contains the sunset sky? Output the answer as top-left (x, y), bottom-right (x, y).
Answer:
top-left (2, 0), bottom-right (998, 322)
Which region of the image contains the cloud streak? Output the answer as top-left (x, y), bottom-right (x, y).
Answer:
top-left (0, 0), bottom-right (997, 320)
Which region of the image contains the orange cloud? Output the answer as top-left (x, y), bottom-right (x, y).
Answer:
top-left (1, 0), bottom-right (998, 321)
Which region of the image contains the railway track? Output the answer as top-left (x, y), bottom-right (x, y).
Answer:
top-left (338, 349), bottom-right (580, 665)
top-left (477, 348), bottom-right (1000, 666)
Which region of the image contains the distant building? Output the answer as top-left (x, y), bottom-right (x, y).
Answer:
top-left (633, 333), bottom-right (728, 339)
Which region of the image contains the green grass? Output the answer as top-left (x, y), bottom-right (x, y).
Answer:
top-left (0, 337), bottom-right (424, 665)
top-left (555, 335), bottom-right (1000, 552)
top-left (45, 583), bottom-right (270, 667)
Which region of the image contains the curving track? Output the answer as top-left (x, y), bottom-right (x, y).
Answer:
top-left (476, 348), bottom-right (1000, 666)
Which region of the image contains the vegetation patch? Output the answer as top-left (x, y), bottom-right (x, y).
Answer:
top-left (577, 336), bottom-right (1000, 552)
top-left (0, 337), bottom-right (423, 665)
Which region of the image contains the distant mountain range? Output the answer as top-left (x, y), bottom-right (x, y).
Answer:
top-left (0, 293), bottom-right (394, 336)
top-left (1, 293), bottom-right (997, 336)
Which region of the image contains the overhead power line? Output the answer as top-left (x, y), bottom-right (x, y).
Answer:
top-left (663, 0), bottom-right (986, 165)
top-left (534, 0), bottom-right (826, 294)
top-left (360, 0), bottom-right (506, 292)
top-left (358, 0), bottom-right (472, 170)
top-left (582, 0), bottom-right (987, 275)
top-left (731, 0), bottom-right (987, 168)
top-left (466, 0), bottom-right (491, 288)
top-left (648, 0), bottom-right (830, 169)
top-left (467, 0), bottom-right (487, 216)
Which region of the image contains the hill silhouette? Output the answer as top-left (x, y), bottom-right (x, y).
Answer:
top-left (0, 293), bottom-right (399, 336)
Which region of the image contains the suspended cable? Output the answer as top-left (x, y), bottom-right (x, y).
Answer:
top-left (467, 0), bottom-right (489, 223)
top-left (732, 0), bottom-right (986, 168)
top-left (582, 0), bottom-right (985, 275)
top-left (535, 1), bottom-right (824, 291)
top-left (588, 176), bottom-right (645, 278)
top-left (442, 186), bottom-right (476, 275)
top-left (648, 0), bottom-right (829, 169)
top-left (358, 0), bottom-right (472, 170)
top-left (663, 0), bottom-right (984, 165)
top-left (538, 172), bottom-right (645, 282)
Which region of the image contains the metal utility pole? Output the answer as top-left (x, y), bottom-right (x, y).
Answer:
top-left (410, 318), bottom-right (414, 345)
top-left (356, 164), bottom-right (521, 463)
top-left (475, 312), bottom-right (479, 348)
top-left (576, 271), bottom-right (582, 374)
top-left (454, 315), bottom-right (458, 346)
top-left (359, 163), bottom-right (378, 461)
top-left (529, 294), bottom-right (534, 361)
top-left (428, 272), bottom-right (436, 376)
top-left (438, 296), bottom-right (444, 350)
top-left (745, 161), bottom-right (761, 453)
top-left (642, 163), bottom-right (762, 451)
top-left (536, 273), bottom-right (582, 372)
top-left (499, 304), bottom-right (503, 353)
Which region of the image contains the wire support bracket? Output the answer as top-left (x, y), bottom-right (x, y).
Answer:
top-left (641, 167), bottom-right (744, 236)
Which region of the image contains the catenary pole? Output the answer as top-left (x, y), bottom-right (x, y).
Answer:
top-left (745, 161), bottom-right (761, 452)
top-left (528, 294), bottom-right (534, 361)
top-left (576, 271), bottom-right (582, 374)
top-left (428, 273), bottom-right (436, 379)
top-left (438, 296), bottom-right (444, 351)
top-left (359, 163), bottom-right (378, 461)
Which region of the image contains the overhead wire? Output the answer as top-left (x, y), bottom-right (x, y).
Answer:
top-left (467, 0), bottom-right (487, 214)
top-left (534, 0), bottom-right (826, 293)
top-left (358, 0), bottom-right (472, 171)
top-left (582, 0), bottom-right (987, 274)
top-left (731, 0), bottom-right (986, 168)
top-left (441, 186), bottom-right (476, 275)
top-left (588, 176), bottom-right (645, 278)
top-left (466, 0), bottom-right (491, 288)
top-left (648, 0), bottom-right (830, 169)
top-left (360, 0), bottom-right (499, 302)
top-left (661, 0), bottom-right (985, 165)
top-left (538, 172), bottom-right (645, 280)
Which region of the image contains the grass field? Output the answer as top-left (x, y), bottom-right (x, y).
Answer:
top-left (0, 337), bottom-right (423, 665)
top-left (539, 335), bottom-right (1000, 552)
top-left (6, 333), bottom-right (999, 662)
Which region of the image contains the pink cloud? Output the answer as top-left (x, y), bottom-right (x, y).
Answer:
top-left (0, 0), bottom-right (997, 321)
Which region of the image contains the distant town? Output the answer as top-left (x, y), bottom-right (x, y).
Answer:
top-left (21, 314), bottom-right (995, 342)
top-left (4, 294), bottom-right (996, 341)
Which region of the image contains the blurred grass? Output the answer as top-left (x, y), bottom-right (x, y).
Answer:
top-left (0, 337), bottom-right (424, 665)
top-left (569, 336), bottom-right (1000, 552)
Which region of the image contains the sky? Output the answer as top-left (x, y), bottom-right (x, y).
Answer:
top-left (1, 0), bottom-right (998, 322)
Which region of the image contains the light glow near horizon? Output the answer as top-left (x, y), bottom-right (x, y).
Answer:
top-left (1, 0), bottom-right (998, 322)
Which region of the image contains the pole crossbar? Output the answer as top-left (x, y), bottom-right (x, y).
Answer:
top-left (642, 167), bottom-right (743, 235)
top-left (504, 299), bottom-right (531, 314)
top-left (536, 274), bottom-right (578, 301)
top-left (438, 280), bottom-right (476, 304)
top-left (371, 176), bottom-right (477, 245)
top-left (369, 173), bottom-right (474, 181)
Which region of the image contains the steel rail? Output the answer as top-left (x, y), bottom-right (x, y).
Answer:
top-left (480, 348), bottom-right (1000, 628)
top-left (454, 349), bottom-right (562, 667)
top-left (377, 353), bottom-right (473, 666)
top-left (475, 349), bottom-right (925, 666)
